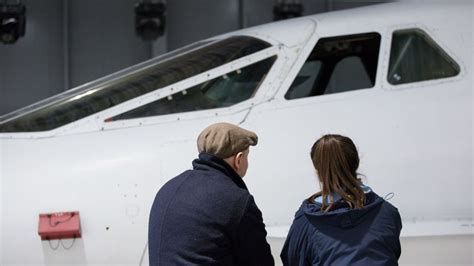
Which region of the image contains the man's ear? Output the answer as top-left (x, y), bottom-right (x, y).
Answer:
top-left (234, 152), bottom-right (244, 168)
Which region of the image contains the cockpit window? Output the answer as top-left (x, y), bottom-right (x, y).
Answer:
top-left (388, 29), bottom-right (460, 85)
top-left (108, 56), bottom-right (276, 121)
top-left (285, 32), bottom-right (381, 100)
top-left (0, 36), bottom-right (271, 133)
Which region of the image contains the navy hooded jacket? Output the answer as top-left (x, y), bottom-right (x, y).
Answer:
top-left (281, 192), bottom-right (402, 266)
top-left (148, 152), bottom-right (274, 266)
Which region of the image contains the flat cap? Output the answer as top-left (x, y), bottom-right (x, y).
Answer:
top-left (197, 122), bottom-right (258, 159)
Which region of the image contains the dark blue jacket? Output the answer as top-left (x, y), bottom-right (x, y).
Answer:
top-left (148, 153), bottom-right (274, 266)
top-left (281, 192), bottom-right (402, 266)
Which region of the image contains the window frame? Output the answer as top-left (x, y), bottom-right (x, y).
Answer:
top-left (0, 39), bottom-right (216, 125)
top-left (1, 36), bottom-right (276, 134)
top-left (0, 44), bottom-right (281, 138)
top-left (99, 49), bottom-right (280, 131)
top-left (278, 31), bottom-right (385, 104)
top-left (384, 25), bottom-right (463, 90)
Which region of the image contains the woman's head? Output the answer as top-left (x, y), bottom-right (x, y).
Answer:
top-left (310, 134), bottom-right (365, 211)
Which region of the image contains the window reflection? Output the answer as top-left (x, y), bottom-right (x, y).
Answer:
top-left (388, 29), bottom-right (459, 85)
top-left (0, 36), bottom-right (271, 132)
top-left (285, 32), bottom-right (380, 100)
top-left (109, 56), bottom-right (276, 120)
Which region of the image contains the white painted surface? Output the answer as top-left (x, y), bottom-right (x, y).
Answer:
top-left (0, 2), bottom-right (472, 265)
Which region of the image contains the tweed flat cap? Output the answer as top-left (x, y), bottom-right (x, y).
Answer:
top-left (197, 122), bottom-right (258, 159)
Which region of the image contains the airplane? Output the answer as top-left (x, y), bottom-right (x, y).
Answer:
top-left (0, 1), bottom-right (472, 265)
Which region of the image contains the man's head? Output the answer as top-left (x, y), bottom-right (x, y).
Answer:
top-left (197, 122), bottom-right (258, 178)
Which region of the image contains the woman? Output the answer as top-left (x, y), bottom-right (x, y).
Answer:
top-left (281, 134), bottom-right (402, 266)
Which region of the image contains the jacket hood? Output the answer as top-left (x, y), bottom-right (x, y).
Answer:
top-left (300, 192), bottom-right (384, 229)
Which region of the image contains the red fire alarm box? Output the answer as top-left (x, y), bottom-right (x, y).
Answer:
top-left (38, 211), bottom-right (81, 240)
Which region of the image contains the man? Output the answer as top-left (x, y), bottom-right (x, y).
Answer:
top-left (148, 122), bottom-right (274, 266)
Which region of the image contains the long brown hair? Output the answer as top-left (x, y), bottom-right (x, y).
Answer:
top-left (308, 134), bottom-right (365, 212)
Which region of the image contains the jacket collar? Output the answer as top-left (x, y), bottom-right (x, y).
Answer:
top-left (313, 184), bottom-right (373, 204)
top-left (301, 192), bottom-right (384, 229)
top-left (192, 152), bottom-right (248, 190)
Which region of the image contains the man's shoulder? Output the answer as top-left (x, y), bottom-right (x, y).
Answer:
top-left (160, 169), bottom-right (250, 201)
top-left (159, 169), bottom-right (193, 190)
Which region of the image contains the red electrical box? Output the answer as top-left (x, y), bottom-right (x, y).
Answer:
top-left (38, 211), bottom-right (81, 240)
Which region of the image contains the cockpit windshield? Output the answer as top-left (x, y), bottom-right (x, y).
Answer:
top-left (0, 36), bottom-right (271, 133)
